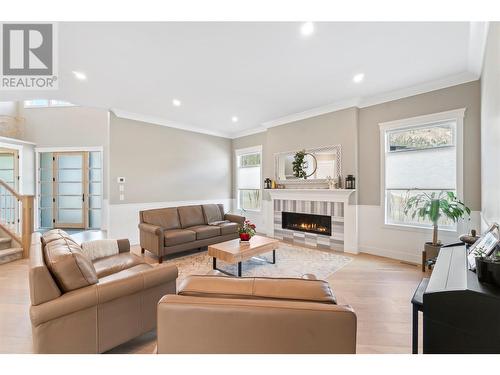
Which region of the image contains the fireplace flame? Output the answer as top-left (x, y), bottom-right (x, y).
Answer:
top-left (290, 222), bottom-right (328, 232)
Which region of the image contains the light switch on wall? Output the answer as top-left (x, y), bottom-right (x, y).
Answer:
top-left (119, 194), bottom-right (125, 201)
top-left (119, 185), bottom-right (124, 192)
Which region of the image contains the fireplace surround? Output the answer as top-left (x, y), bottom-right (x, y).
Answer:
top-left (282, 212), bottom-right (332, 236)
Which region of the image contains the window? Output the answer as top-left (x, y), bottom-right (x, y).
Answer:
top-left (380, 109), bottom-right (464, 230)
top-left (236, 146), bottom-right (262, 211)
top-left (24, 100), bottom-right (75, 108)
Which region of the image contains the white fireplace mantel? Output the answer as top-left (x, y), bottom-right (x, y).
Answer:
top-left (268, 188), bottom-right (356, 203)
top-left (268, 188), bottom-right (358, 254)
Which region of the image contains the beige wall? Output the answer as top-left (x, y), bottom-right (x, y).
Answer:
top-left (233, 82), bottom-right (481, 211)
top-left (20, 105), bottom-right (110, 199)
top-left (480, 23), bottom-right (500, 227)
top-left (109, 114), bottom-right (232, 205)
top-left (232, 107), bottom-right (359, 201)
top-left (358, 80), bottom-right (481, 209)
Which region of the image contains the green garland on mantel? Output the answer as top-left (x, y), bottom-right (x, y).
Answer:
top-left (292, 149), bottom-right (307, 179)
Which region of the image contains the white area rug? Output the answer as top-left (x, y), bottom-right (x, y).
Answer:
top-left (163, 243), bottom-right (352, 284)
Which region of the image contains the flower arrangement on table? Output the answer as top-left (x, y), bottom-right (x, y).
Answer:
top-left (239, 220), bottom-right (256, 241)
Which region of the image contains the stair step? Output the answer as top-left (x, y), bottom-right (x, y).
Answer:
top-left (0, 247), bottom-right (23, 265)
top-left (0, 237), bottom-right (12, 250)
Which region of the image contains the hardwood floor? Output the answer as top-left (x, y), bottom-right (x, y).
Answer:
top-left (0, 244), bottom-right (429, 354)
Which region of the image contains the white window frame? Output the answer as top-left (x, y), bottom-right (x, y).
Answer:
top-left (379, 108), bottom-right (465, 233)
top-left (235, 145), bottom-right (263, 212)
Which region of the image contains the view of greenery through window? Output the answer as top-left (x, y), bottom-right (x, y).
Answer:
top-left (240, 153), bottom-right (261, 167)
top-left (388, 123), bottom-right (453, 151)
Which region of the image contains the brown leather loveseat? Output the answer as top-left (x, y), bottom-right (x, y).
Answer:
top-left (29, 229), bottom-right (178, 353)
top-left (139, 204), bottom-right (245, 263)
top-left (157, 274), bottom-right (357, 353)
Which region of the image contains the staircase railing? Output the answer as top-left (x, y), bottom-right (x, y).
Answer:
top-left (0, 179), bottom-right (34, 258)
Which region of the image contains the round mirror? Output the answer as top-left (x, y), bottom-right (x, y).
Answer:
top-left (303, 153), bottom-right (317, 178)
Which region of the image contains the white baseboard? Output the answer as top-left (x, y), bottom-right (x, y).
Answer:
top-left (108, 198), bottom-right (232, 245)
top-left (358, 244), bottom-right (421, 264)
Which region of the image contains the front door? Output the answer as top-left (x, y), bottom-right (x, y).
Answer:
top-left (54, 152), bottom-right (86, 228)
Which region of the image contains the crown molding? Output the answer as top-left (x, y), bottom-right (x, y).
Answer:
top-left (467, 22), bottom-right (489, 77)
top-left (111, 108), bottom-right (232, 139)
top-left (229, 125), bottom-right (268, 139)
top-left (230, 71), bottom-right (479, 139)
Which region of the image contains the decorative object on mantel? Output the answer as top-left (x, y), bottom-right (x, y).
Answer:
top-left (326, 176), bottom-right (335, 189)
top-left (264, 178), bottom-right (272, 189)
top-left (239, 219), bottom-right (256, 242)
top-left (403, 191), bottom-right (471, 272)
top-left (345, 175), bottom-right (355, 189)
top-left (292, 149), bottom-right (316, 179)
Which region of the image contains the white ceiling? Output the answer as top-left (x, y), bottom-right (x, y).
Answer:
top-left (1, 22), bottom-right (486, 138)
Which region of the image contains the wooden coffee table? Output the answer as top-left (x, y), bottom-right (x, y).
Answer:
top-left (208, 235), bottom-right (280, 277)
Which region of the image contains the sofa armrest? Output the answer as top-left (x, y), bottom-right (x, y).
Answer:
top-left (224, 213), bottom-right (245, 225)
top-left (139, 223), bottom-right (165, 257)
top-left (139, 223), bottom-right (164, 235)
top-left (30, 284), bottom-right (98, 327)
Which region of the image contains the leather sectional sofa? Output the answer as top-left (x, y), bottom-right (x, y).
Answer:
top-left (157, 273), bottom-right (357, 354)
top-left (28, 229), bottom-right (178, 353)
top-left (139, 204), bottom-right (245, 263)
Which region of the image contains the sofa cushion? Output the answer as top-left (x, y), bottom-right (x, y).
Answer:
top-left (178, 205), bottom-right (206, 228)
top-left (202, 204), bottom-right (224, 224)
top-left (187, 225), bottom-right (221, 240)
top-left (93, 253), bottom-right (146, 278)
top-left (164, 229), bottom-right (196, 247)
top-left (43, 238), bottom-right (98, 292)
top-left (41, 229), bottom-right (78, 248)
top-left (178, 275), bottom-right (337, 304)
top-left (218, 222), bottom-right (239, 235)
top-left (142, 207), bottom-right (180, 230)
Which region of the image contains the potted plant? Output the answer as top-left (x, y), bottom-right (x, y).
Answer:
top-left (239, 220), bottom-right (256, 242)
top-left (404, 191), bottom-right (471, 260)
top-left (292, 150), bottom-right (307, 179)
top-left (474, 248), bottom-right (490, 282)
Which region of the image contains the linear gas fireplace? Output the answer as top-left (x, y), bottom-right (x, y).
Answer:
top-left (282, 211), bottom-right (332, 236)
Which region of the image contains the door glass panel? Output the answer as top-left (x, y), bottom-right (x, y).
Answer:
top-left (89, 152), bottom-right (101, 168)
top-left (0, 169), bottom-right (14, 182)
top-left (40, 195), bottom-right (52, 208)
top-left (40, 168), bottom-right (53, 181)
top-left (0, 154), bottom-right (13, 169)
top-left (89, 209), bottom-right (101, 228)
top-left (90, 169), bottom-right (101, 182)
top-left (90, 196), bottom-right (101, 209)
top-left (40, 208), bottom-right (53, 228)
top-left (58, 209), bottom-right (82, 224)
top-left (58, 196), bottom-right (83, 209)
top-left (89, 182), bottom-right (101, 195)
top-left (40, 153), bottom-right (53, 169)
top-left (58, 169), bottom-right (83, 182)
top-left (40, 182), bottom-right (52, 195)
top-left (58, 182), bottom-right (82, 195)
top-left (58, 155), bottom-right (83, 169)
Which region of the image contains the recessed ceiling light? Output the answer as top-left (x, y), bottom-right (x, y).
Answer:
top-left (353, 73), bottom-right (365, 83)
top-left (232, 116), bottom-right (239, 123)
top-left (72, 71), bottom-right (87, 81)
top-left (172, 99), bottom-right (181, 107)
top-left (300, 22), bottom-right (315, 36)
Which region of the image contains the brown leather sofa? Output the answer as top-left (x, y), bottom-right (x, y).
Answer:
top-left (139, 204), bottom-right (245, 263)
top-left (157, 274), bottom-right (357, 354)
top-left (28, 229), bottom-right (178, 353)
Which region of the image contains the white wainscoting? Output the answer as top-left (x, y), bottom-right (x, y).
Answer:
top-left (107, 198), bottom-right (233, 244)
top-left (357, 204), bottom-right (481, 264)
